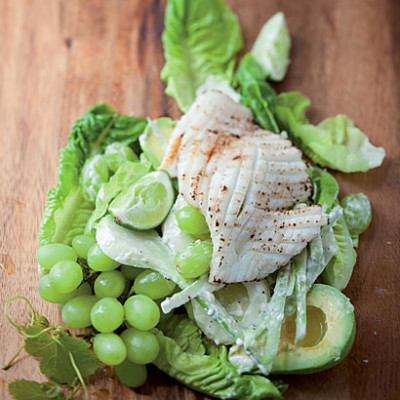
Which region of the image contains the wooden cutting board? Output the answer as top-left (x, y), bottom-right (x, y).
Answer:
top-left (0, 0), bottom-right (399, 399)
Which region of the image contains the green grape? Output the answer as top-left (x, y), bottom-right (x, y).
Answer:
top-left (93, 333), bottom-right (127, 366)
top-left (38, 264), bottom-right (49, 278)
top-left (38, 274), bottom-right (77, 304)
top-left (62, 295), bottom-right (98, 329)
top-left (176, 206), bottom-right (209, 236)
top-left (80, 155), bottom-right (109, 203)
top-left (174, 241), bottom-right (213, 279)
top-left (133, 270), bottom-right (176, 300)
top-left (72, 235), bottom-right (96, 259)
top-left (49, 260), bottom-right (83, 293)
top-left (120, 265), bottom-right (143, 280)
top-left (115, 359), bottom-right (147, 388)
top-left (94, 270), bottom-right (126, 298)
top-left (124, 295), bottom-right (160, 331)
top-left (88, 244), bottom-right (120, 272)
top-left (120, 328), bottom-right (160, 364)
top-left (90, 297), bottom-right (124, 333)
top-left (105, 142), bottom-right (138, 172)
top-left (36, 244), bottom-right (77, 270)
top-left (75, 282), bottom-right (92, 296)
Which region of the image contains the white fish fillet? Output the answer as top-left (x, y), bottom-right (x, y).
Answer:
top-left (161, 91), bottom-right (328, 283)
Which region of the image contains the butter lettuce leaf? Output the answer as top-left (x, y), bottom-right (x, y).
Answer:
top-left (251, 12), bottom-right (291, 82)
top-left (161, 0), bottom-right (243, 111)
top-left (340, 193), bottom-right (372, 238)
top-left (39, 104), bottom-right (147, 246)
top-left (153, 318), bottom-right (283, 399)
top-left (276, 92), bottom-right (309, 124)
top-left (275, 107), bottom-right (385, 173)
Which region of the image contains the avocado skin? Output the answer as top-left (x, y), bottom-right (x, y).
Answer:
top-left (270, 284), bottom-right (356, 375)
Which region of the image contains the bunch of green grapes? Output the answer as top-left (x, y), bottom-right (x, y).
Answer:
top-left (36, 234), bottom-right (177, 388)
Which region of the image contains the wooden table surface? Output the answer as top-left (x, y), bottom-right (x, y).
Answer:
top-left (1, 0), bottom-right (399, 399)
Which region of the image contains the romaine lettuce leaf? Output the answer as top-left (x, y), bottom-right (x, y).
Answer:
top-left (251, 12), bottom-right (291, 82)
top-left (102, 115), bottom-right (147, 147)
top-left (236, 54), bottom-right (279, 132)
top-left (321, 213), bottom-right (357, 291)
top-left (308, 166), bottom-right (339, 209)
top-left (153, 319), bottom-right (283, 399)
top-left (159, 314), bottom-right (206, 355)
top-left (161, 0), bottom-right (243, 111)
top-left (39, 104), bottom-right (147, 246)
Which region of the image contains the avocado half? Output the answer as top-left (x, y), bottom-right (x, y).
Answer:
top-left (271, 284), bottom-right (356, 374)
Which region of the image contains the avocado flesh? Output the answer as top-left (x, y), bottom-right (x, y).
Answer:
top-left (139, 118), bottom-right (175, 169)
top-left (271, 284), bottom-right (355, 374)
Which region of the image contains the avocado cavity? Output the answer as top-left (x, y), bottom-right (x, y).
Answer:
top-left (271, 284), bottom-right (355, 374)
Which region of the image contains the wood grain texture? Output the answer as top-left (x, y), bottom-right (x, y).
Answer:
top-left (0, 0), bottom-right (398, 399)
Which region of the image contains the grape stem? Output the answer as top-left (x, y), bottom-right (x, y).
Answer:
top-left (1, 343), bottom-right (25, 370)
top-left (68, 352), bottom-right (89, 400)
top-left (67, 382), bottom-right (82, 400)
top-left (4, 296), bottom-right (38, 332)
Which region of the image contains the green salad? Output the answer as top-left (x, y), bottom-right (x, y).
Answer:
top-left (4, 1), bottom-right (385, 399)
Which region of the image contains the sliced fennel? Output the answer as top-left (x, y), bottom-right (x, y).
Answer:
top-left (293, 251), bottom-right (307, 344)
top-left (161, 275), bottom-right (223, 314)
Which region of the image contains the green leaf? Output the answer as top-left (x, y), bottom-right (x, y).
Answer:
top-left (275, 110), bottom-right (385, 173)
top-left (86, 159), bottom-right (152, 234)
top-left (308, 166), bottom-right (339, 208)
top-left (161, 0), bottom-right (243, 111)
top-left (159, 314), bottom-right (205, 355)
top-left (236, 54), bottom-right (279, 132)
top-left (276, 92), bottom-right (310, 124)
top-left (80, 155), bottom-right (109, 203)
top-left (9, 380), bottom-right (66, 400)
top-left (321, 213), bottom-right (357, 291)
top-left (59, 335), bottom-right (99, 378)
top-left (96, 215), bottom-right (188, 288)
top-left (153, 326), bottom-right (283, 399)
top-left (24, 326), bottom-right (99, 385)
top-left (340, 193), bottom-right (372, 239)
top-left (103, 115), bottom-right (147, 147)
top-left (38, 103), bottom-right (147, 246)
top-left (251, 12), bottom-right (291, 82)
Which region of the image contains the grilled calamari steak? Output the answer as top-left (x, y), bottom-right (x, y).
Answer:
top-left (161, 91), bottom-right (328, 283)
